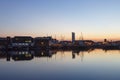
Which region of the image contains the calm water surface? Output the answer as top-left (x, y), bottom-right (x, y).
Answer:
top-left (0, 49), bottom-right (120, 80)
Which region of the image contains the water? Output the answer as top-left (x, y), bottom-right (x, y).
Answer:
top-left (0, 49), bottom-right (120, 80)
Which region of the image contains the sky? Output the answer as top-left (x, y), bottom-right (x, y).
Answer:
top-left (0, 0), bottom-right (120, 41)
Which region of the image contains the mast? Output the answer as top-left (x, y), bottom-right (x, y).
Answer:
top-left (81, 32), bottom-right (84, 40)
top-left (79, 32), bottom-right (84, 40)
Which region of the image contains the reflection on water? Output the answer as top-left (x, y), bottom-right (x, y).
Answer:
top-left (0, 49), bottom-right (96, 61)
top-left (0, 50), bottom-right (58, 61)
top-left (1, 49), bottom-right (120, 80)
top-left (0, 49), bottom-right (120, 62)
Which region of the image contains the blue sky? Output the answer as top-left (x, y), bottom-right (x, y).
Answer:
top-left (0, 0), bottom-right (120, 41)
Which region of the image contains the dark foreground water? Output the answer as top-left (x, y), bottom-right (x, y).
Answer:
top-left (0, 49), bottom-right (120, 80)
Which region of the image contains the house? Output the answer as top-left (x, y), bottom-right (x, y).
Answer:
top-left (49, 39), bottom-right (59, 46)
top-left (11, 36), bottom-right (33, 48)
top-left (34, 36), bottom-right (52, 49)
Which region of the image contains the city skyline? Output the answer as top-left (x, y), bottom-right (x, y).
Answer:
top-left (1, 0), bottom-right (120, 41)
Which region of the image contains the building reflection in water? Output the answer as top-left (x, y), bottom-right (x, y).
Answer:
top-left (6, 51), bottom-right (34, 61)
top-left (72, 50), bottom-right (85, 61)
top-left (34, 50), bottom-right (57, 58)
top-left (72, 48), bottom-right (95, 61)
top-left (0, 50), bottom-right (57, 61)
top-left (0, 49), bottom-right (96, 61)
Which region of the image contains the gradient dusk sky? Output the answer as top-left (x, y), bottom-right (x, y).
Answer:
top-left (0, 0), bottom-right (120, 41)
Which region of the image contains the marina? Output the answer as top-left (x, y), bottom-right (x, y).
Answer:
top-left (0, 33), bottom-right (120, 51)
top-left (1, 0), bottom-right (120, 80)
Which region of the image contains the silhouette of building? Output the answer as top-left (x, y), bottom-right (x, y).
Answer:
top-left (72, 32), bottom-right (75, 44)
top-left (74, 40), bottom-right (94, 47)
top-left (0, 37), bottom-right (8, 49)
top-left (104, 39), bottom-right (107, 42)
top-left (59, 41), bottom-right (72, 46)
top-left (11, 36), bottom-right (33, 49)
top-left (34, 37), bottom-right (52, 49)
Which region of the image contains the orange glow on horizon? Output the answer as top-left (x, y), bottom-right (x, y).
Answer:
top-left (0, 32), bottom-right (120, 42)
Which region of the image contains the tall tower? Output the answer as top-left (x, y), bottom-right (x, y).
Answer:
top-left (72, 32), bottom-right (75, 44)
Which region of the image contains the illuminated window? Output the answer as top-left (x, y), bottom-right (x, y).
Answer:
top-left (15, 38), bottom-right (18, 40)
top-left (25, 40), bottom-right (31, 43)
top-left (41, 42), bottom-right (44, 45)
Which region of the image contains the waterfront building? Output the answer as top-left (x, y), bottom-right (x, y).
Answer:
top-left (49, 39), bottom-right (59, 46)
top-left (72, 32), bottom-right (75, 44)
top-left (34, 36), bottom-right (52, 49)
top-left (75, 40), bottom-right (94, 47)
top-left (11, 36), bottom-right (33, 48)
top-left (59, 40), bottom-right (72, 46)
top-left (0, 37), bottom-right (8, 49)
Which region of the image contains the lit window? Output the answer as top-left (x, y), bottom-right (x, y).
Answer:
top-left (41, 42), bottom-right (44, 45)
top-left (25, 40), bottom-right (31, 43)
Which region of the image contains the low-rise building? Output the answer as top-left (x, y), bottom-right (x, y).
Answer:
top-left (0, 37), bottom-right (8, 49)
top-left (75, 40), bottom-right (94, 47)
top-left (11, 36), bottom-right (33, 48)
top-left (34, 36), bottom-right (52, 49)
top-left (59, 41), bottom-right (72, 46)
